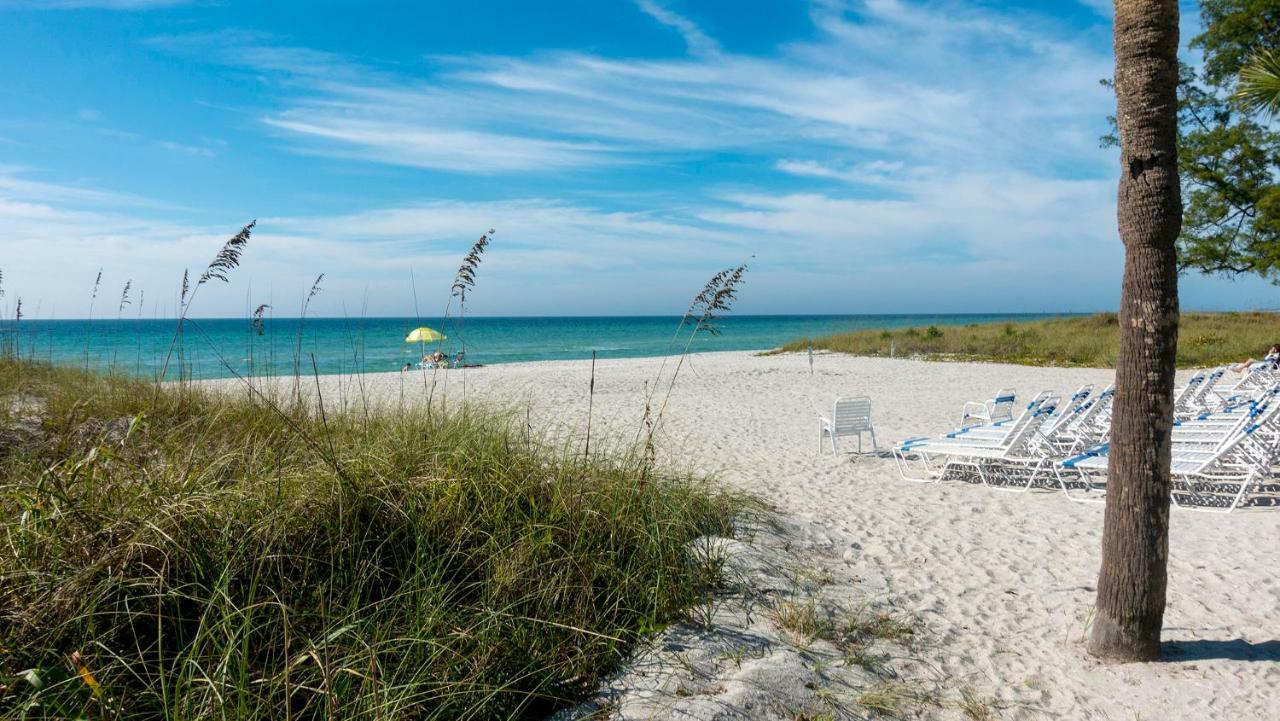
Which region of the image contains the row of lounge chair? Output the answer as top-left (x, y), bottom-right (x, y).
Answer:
top-left (891, 364), bottom-right (1280, 513)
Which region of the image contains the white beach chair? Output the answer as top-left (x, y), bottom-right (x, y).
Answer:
top-left (1213, 363), bottom-right (1280, 406)
top-left (958, 385), bottom-right (1094, 452)
top-left (893, 392), bottom-right (1059, 488)
top-left (1178, 367), bottom-right (1229, 417)
top-left (1058, 398), bottom-right (1280, 511)
top-left (1045, 385), bottom-right (1113, 453)
top-left (899, 394), bottom-right (1063, 491)
top-left (1172, 370), bottom-right (1206, 416)
top-left (960, 388), bottom-right (1016, 427)
top-left (819, 396), bottom-right (878, 455)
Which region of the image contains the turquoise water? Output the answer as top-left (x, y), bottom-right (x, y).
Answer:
top-left (4, 314), bottom-right (1066, 381)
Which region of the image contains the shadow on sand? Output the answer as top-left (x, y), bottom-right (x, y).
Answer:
top-left (1162, 639), bottom-right (1280, 662)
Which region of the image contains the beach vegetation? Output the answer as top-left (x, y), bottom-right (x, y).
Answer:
top-left (779, 312), bottom-right (1280, 368)
top-left (856, 682), bottom-right (937, 717)
top-left (0, 358), bottom-right (737, 719)
top-left (957, 686), bottom-right (999, 721)
top-left (1103, 0), bottom-right (1280, 285)
top-left (0, 226), bottom-right (749, 719)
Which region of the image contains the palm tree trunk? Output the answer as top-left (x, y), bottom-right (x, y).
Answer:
top-left (1089, 0), bottom-right (1182, 662)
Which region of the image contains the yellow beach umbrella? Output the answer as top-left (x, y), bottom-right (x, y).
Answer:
top-left (405, 327), bottom-right (446, 343)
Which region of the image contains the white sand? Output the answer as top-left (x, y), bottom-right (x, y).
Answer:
top-left (206, 351), bottom-right (1280, 719)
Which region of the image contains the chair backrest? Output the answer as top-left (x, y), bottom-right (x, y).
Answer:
top-left (989, 388), bottom-right (1017, 421)
top-left (1189, 367), bottom-right (1227, 406)
top-left (1173, 371), bottom-right (1205, 410)
top-left (1041, 384), bottom-right (1093, 437)
top-left (946, 390), bottom-right (1052, 443)
top-left (831, 396), bottom-right (873, 433)
top-left (1003, 393), bottom-right (1059, 451)
top-left (1174, 400), bottom-right (1280, 472)
top-left (1059, 385), bottom-right (1113, 439)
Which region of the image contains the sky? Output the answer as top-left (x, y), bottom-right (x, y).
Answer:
top-left (0, 0), bottom-right (1273, 318)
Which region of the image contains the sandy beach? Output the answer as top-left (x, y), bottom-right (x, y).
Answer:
top-left (206, 351), bottom-right (1279, 719)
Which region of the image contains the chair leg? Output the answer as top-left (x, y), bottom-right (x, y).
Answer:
top-left (870, 428), bottom-right (878, 453)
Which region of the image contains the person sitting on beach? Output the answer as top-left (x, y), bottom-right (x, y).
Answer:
top-left (1232, 344), bottom-right (1280, 373)
top-left (401, 362), bottom-right (413, 372)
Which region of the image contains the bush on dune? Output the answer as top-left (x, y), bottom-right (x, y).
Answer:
top-left (0, 360), bottom-right (736, 720)
top-left (780, 312), bottom-right (1280, 368)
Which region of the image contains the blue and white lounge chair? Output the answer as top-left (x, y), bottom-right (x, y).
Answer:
top-left (960, 388), bottom-right (1016, 427)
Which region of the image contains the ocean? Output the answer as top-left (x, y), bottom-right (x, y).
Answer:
top-left (5, 314), bottom-right (1065, 381)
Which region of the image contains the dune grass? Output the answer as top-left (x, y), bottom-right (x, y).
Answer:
top-left (778, 312), bottom-right (1280, 368)
top-left (0, 360), bottom-right (737, 720)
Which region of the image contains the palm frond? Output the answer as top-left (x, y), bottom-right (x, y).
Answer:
top-left (1233, 47), bottom-right (1280, 117)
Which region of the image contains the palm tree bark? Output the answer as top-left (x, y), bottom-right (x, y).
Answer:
top-left (1090, 0), bottom-right (1182, 662)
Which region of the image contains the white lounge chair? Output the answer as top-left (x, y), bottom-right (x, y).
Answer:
top-left (1058, 398), bottom-right (1280, 512)
top-left (961, 388), bottom-right (1016, 427)
top-left (819, 396), bottom-right (877, 455)
top-left (894, 392), bottom-right (1059, 488)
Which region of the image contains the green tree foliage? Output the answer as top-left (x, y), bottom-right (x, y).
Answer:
top-left (1234, 48), bottom-right (1280, 116)
top-left (1104, 0), bottom-right (1280, 282)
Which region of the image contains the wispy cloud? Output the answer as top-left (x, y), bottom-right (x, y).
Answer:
top-left (634, 0), bottom-right (721, 56)
top-left (161, 0), bottom-right (1112, 178)
top-left (2, 0), bottom-right (190, 9)
top-left (8, 0), bottom-right (1267, 316)
top-left (261, 116), bottom-right (614, 172)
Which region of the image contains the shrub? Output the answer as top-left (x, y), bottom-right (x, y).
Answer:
top-left (0, 361), bottom-right (736, 720)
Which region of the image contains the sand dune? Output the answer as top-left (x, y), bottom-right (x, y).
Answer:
top-left (206, 351), bottom-right (1280, 719)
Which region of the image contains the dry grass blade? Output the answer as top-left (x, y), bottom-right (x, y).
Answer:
top-left (198, 220), bottom-right (256, 285)
top-left (307, 274), bottom-right (324, 303)
top-left (251, 304), bottom-right (271, 336)
top-left (451, 229), bottom-right (493, 302)
top-left (117, 280), bottom-right (132, 315)
top-left (698, 264), bottom-right (747, 335)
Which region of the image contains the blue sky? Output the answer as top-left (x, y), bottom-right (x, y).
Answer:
top-left (0, 0), bottom-right (1272, 318)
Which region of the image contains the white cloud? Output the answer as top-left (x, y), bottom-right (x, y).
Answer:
top-left (635, 0), bottom-right (721, 56)
top-left (1, 0), bottom-right (188, 8)
top-left (261, 116), bottom-right (614, 173)
top-left (167, 0), bottom-right (1112, 177)
top-left (7, 1), bottom-right (1270, 316)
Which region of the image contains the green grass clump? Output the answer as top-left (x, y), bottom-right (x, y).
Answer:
top-left (779, 312), bottom-right (1280, 368)
top-left (0, 360), bottom-right (736, 720)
